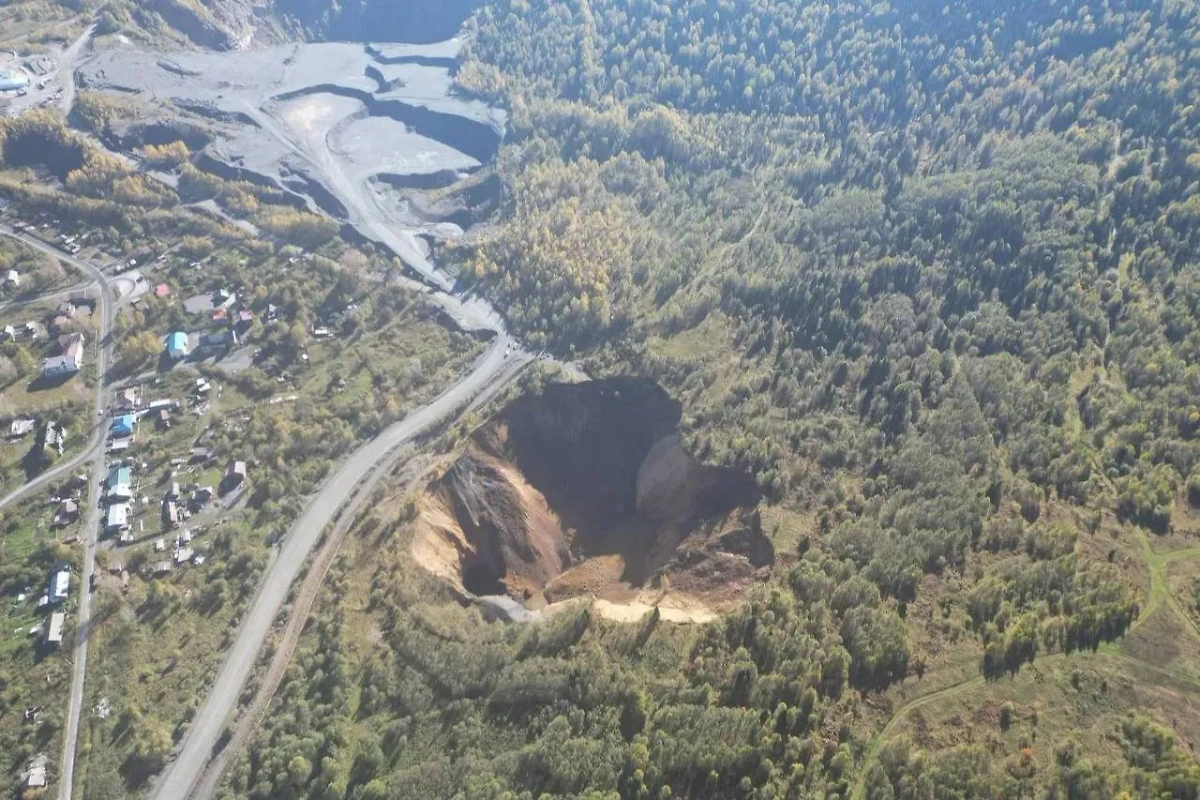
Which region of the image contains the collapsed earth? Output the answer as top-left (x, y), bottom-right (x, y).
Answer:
top-left (1, 0), bottom-right (1200, 798)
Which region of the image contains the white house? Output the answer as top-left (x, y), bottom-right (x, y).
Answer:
top-left (48, 566), bottom-right (69, 604)
top-left (105, 503), bottom-right (131, 533)
top-left (42, 335), bottom-right (84, 377)
top-left (9, 418), bottom-right (35, 437)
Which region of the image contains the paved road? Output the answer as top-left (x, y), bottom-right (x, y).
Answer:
top-left (0, 227), bottom-right (114, 800)
top-left (0, 279), bottom-right (94, 315)
top-left (0, 229), bottom-right (112, 511)
top-left (152, 330), bottom-right (515, 799)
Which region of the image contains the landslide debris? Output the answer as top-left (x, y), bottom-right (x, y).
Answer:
top-left (412, 378), bottom-right (772, 614)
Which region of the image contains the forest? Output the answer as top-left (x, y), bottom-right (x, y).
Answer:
top-left (226, 0), bottom-right (1200, 798)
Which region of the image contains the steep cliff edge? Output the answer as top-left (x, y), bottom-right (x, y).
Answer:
top-left (411, 378), bottom-right (772, 615)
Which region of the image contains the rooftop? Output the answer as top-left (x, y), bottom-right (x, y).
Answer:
top-left (46, 612), bottom-right (65, 644)
top-left (106, 503), bottom-right (130, 529)
top-left (167, 331), bottom-right (189, 355)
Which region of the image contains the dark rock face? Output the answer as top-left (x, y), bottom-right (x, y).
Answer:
top-left (153, 0), bottom-right (236, 50)
top-left (443, 451), bottom-right (567, 596)
top-left (495, 378), bottom-right (683, 531)
top-left (424, 378), bottom-right (773, 605)
top-left (276, 0), bottom-right (484, 44)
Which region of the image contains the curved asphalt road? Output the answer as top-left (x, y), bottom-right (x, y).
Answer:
top-left (152, 330), bottom-right (514, 800)
top-left (0, 227), bottom-right (114, 800)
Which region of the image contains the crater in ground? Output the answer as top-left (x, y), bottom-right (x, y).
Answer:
top-left (412, 378), bottom-right (773, 616)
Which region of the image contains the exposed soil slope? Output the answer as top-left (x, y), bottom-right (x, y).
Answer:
top-left (413, 378), bottom-right (772, 612)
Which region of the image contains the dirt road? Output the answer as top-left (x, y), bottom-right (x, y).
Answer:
top-left (57, 23), bottom-right (93, 116)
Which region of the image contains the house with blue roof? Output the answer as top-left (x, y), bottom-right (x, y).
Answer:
top-left (111, 414), bottom-right (136, 438)
top-left (107, 466), bottom-right (131, 490)
top-left (166, 331), bottom-right (190, 360)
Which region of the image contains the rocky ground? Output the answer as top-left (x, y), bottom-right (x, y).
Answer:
top-left (412, 378), bottom-right (773, 618)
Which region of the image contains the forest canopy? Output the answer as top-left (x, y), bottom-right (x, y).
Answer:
top-left (228, 0), bottom-right (1200, 797)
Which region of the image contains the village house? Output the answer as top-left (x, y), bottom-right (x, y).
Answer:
top-left (41, 421), bottom-right (66, 455)
top-left (48, 563), bottom-right (70, 605)
top-left (201, 329), bottom-right (237, 351)
top-left (190, 485), bottom-right (214, 509)
top-left (107, 466), bottom-right (133, 501)
top-left (222, 460), bottom-right (248, 493)
top-left (150, 561), bottom-right (174, 576)
top-left (9, 418), bottom-right (35, 438)
top-left (55, 499), bottom-right (79, 527)
top-left (166, 331), bottom-right (190, 360)
top-left (115, 387), bottom-right (140, 411)
top-left (42, 333), bottom-right (84, 377)
top-left (105, 502), bottom-right (130, 534)
top-left (213, 287), bottom-right (237, 309)
top-left (162, 499), bottom-right (179, 528)
top-left (49, 314), bottom-right (71, 334)
top-left (24, 754), bottom-right (48, 790)
top-left (111, 414), bottom-right (136, 439)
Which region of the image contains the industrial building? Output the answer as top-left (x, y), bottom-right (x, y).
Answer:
top-left (0, 69), bottom-right (29, 92)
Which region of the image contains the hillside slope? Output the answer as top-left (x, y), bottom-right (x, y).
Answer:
top-left (413, 378), bottom-right (769, 610)
top-left (230, 0), bottom-right (1200, 797)
top-left (19, 0), bottom-right (1200, 797)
